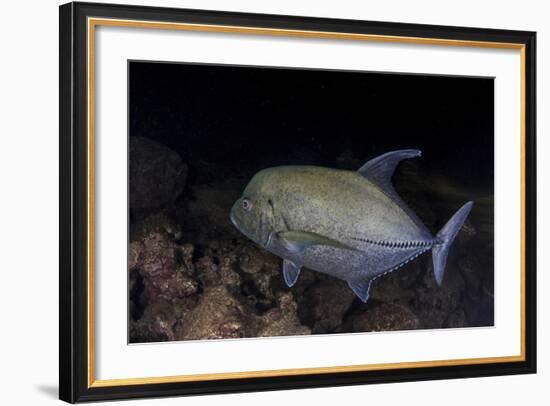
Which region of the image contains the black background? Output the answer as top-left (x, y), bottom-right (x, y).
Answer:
top-left (129, 61), bottom-right (494, 190)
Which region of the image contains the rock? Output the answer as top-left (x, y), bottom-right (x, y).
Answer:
top-left (195, 256), bottom-right (219, 287)
top-left (412, 259), bottom-right (465, 328)
top-left (127, 171), bottom-right (480, 343)
top-left (219, 255), bottom-right (241, 289)
top-left (130, 136), bottom-right (187, 215)
top-left (130, 299), bottom-right (179, 342)
top-left (180, 243), bottom-right (195, 272)
top-left (443, 308), bottom-right (466, 328)
top-left (369, 260), bottom-right (423, 304)
top-left (174, 285), bottom-right (257, 340)
top-left (128, 241), bottom-right (142, 271)
top-left (458, 255), bottom-right (482, 291)
top-left (458, 219), bottom-right (477, 242)
top-left (130, 231), bottom-right (198, 302)
top-left (184, 179), bottom-right (244, 242)
top-left (351, 303), bottom-right (420, 332)
top-left (257, 292), bottom-right (311, 337)
top-left (130, 213), bottom-right (183, 242)
top-left (128, 219), bottom-right (200, 339)
top-left (238, 245), bottom-right (265, 274)
top-left (288, 268), bottom-right (322, 299)
top-left (239, 245), bottom-right (281, 303)
top-left (306, 279), bottom-right (355, 333)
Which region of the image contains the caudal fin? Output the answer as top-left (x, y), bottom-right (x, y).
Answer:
top-left (432, 201), bottom-right (474, 286)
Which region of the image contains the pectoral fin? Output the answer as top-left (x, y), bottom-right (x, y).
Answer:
top-left (283, 259), bottom-right (301, 287)
top-left (347, 278), bottom-right (373, 303)
top-left (277, 230), bottom-right (353, 255)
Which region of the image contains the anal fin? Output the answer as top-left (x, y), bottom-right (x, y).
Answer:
top-left (347, 278), bottom-right (373, 303)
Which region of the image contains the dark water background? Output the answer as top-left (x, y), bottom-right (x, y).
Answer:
top-left (130, 62), bottom-right (493, 189)
top-left (128, 61), bottom-right (494, 343)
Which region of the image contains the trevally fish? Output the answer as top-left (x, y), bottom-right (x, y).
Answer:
top-left (230, 150), bottom-right (473, 303)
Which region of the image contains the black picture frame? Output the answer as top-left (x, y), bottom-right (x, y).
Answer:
top-left (59, 1), bottom-right (537, 403)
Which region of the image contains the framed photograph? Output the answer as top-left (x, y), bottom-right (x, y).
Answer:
top-left (59, 2), bottom-right (536, 403)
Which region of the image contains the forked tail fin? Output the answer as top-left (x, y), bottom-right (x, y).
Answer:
top-left (432, 201), bottom-right (474, 286)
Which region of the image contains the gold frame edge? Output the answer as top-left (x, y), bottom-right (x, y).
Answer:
top-left (86, 17), bottom-right (527, 388)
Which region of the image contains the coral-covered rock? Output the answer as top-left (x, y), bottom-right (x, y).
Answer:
top-left (130, 136), bottom-right (187, 215)
top-left (219, 255), bottom-right (241, 289)
top-left (195, 256), bottom-right (220, 287)
top-left (306, 279), bottom-right (355, 333)
top-left (351, 303), bottom-right (420, 332)
top-left (130, 299), bottom-right (179, 342)
top-left (130, 213), bottom-right (183, 243)
top-left (180, 243), bottom-right (195, 271)
top-left (174, 285), bottom-right (257, 340)
top-left (128, 166), bottom-right (490, 344)
top-left (458, 219), bottom-right (477, 243)
top-left (128, 219), bottom-right (200, 341)
top-left (370, 260), bottom-right (423, 304)
top-left (238, 245), bottom-right (265, 274)
top-left (257, 292), bottom-right (311, 337)
top-left (458, 255), bottom-right (482, 291)
top-left (443, 308), bottom-right (466, 328)
top-left (412, 259), bottom-right (465, 328)
top-left (129, 241), bottom-right (142, 272)
top-left (184, 179), bottom-right (243, 242)
top-left (238, 245), bottom-right (281, 303)
top-left (131, 231), bottom-right (198, 301)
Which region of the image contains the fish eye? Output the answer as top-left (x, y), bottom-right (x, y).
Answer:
top-left (242, 198), bottom-right (253, 211)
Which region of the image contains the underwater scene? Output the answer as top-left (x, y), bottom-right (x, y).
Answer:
top-left (128, 61), bottom-right (494, 343)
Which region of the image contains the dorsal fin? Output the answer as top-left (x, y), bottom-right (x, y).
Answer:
top-left (358, 149), bottom-right (422, 181)
top-left (358, 149), bottom-right (430, 236)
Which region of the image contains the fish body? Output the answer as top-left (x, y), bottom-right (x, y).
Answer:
top-left (230, 150), bottom-right (473, 302)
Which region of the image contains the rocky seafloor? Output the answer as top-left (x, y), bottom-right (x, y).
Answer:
top-left (128, 136), bottom-right (494, 343)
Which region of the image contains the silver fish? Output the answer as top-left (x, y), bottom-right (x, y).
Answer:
top-left (230, 149), bottom-right (473, 303)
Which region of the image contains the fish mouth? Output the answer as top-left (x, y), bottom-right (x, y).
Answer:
top-left (229, 210), bottom-right (251, 240)
top-left (230, 210), bottom-right (272, 249)
top-left (229, 210), bottom-right (239, 229)
top-left (230, 210), bottom-right (247, 238)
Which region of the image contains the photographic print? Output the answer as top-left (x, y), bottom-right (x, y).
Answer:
top-left (60, 3), bottom-right (535, 401)
top-left (128, 61), bottom-right (494, 343)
